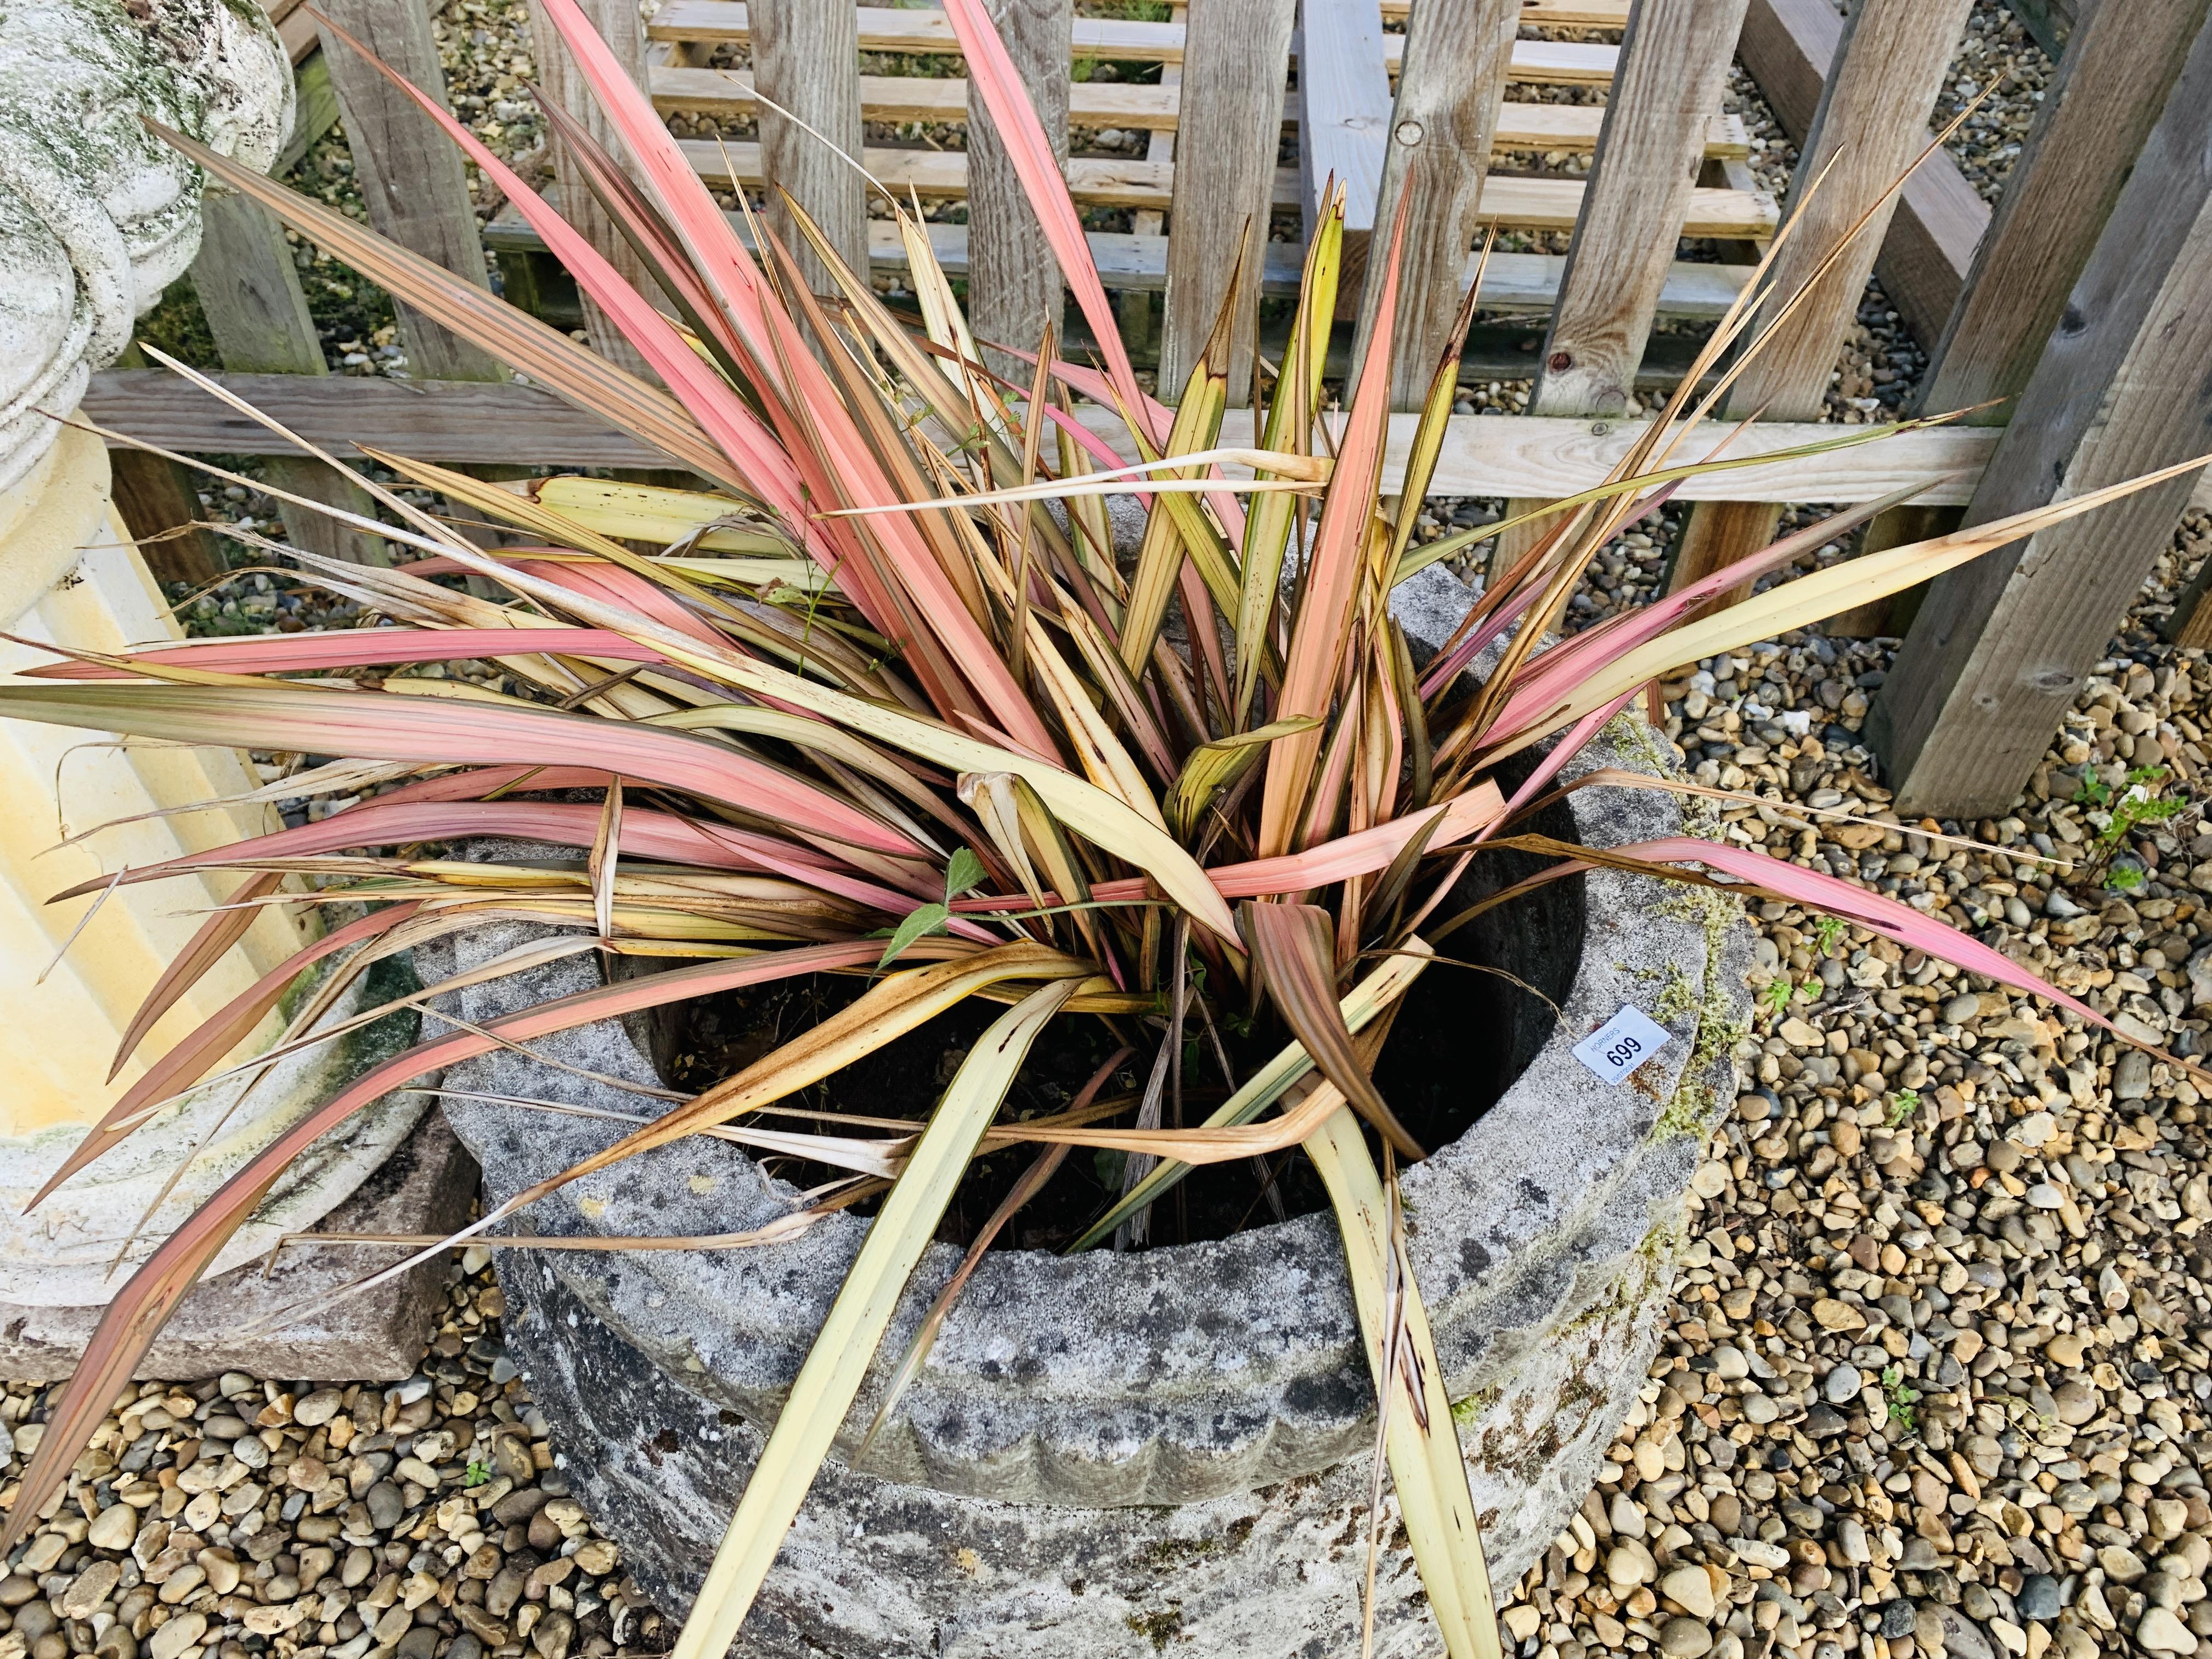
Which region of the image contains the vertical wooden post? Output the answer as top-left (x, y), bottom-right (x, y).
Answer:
top-left (1161, 0), bottom-right (1296, 404)
top-left (1736, 0), bottom-right (1989, 357)
top-left (1663, 0), bottom-right (1971, 600)
top-left (2006, 0), bottom-right (2082, 57)
top-left (1492, 0), bottom-right (1749, 584)
top-left (1348, 0), bottom-right (1520, 409)
top-left (528, 0), bottom-right (664, 369)
top-left (749, 0), bottom-right (867, 298)
top-left (1868, 14), bottom-right (2212, 817)
top-left (192, 191), bottom-right (389, 566)
top-left (315, 0), bottom-right (505, 383)
top-left (1829, 0), bottom-right (2209, 637)
top-left (1121, 4), bottom-right (1183, 378)
top-left (106, 449), bottom-right (225, 587)
top-left (967, 0), bottom-right (1072, 374)
top-left (1295, 0), bottom-right (1391, 329)
top-left (1528, 0), bottom-right (1750, 421)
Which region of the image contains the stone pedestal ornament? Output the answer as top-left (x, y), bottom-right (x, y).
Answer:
top-left (423, 566), bottom-right (1754, 1658)
top-left (0, 0), bottom-right (292, 493)
top-left (0, 1), bottom-right (466, 1374)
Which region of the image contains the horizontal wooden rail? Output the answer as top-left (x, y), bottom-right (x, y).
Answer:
top-left (483, 206), bottom-right (1754, 314)
top-left (88, 370), bottom-right (2212, 511)
top-left (674, 138), bottom-right (1775, 233)
top-left (649, 65), bottom-right (1750, 157)
top-left (647, 2), bottom-right (1618, 81)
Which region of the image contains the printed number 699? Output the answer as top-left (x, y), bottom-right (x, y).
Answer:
top-left (1604, 1037), bottom-right (1643, 1066)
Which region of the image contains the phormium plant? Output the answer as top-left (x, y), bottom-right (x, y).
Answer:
top-left (5, 3), bottom-right (2205, 1655)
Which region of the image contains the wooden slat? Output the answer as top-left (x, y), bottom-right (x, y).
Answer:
top-left (1296, 0), bottom-right (1394, 251)
top-left (967, 0), bottom-right (1071, 371)
top-left (1515, 0), bottom-right (1632, 21)
top-left (648, 65), bottom-right (1747, 156)
top-left (1666, 0), bottom-right (1973, 599)
top-left (1737, 0), bottom-right (1990, 351)
top-left (752, 0), bottom-right (868, 296)
top-left (645, 2), bottom-right (1618, 81)
top-left (2001, 0), bottom-right (2080, 57)
top-left (1353, 0), bottom-right (1523, 404)
top-left (1872, 14), bottom-right (2212, 815)
top-left (1922, 0), bottom-right (2208, 419)
top-left (1498, 0), bottom-right (1751, 588)
top-left (483, 204), bottom-right (1756, 315)
top-left (275, 50), bottom-right (341, 174)
top-left (108, 346), bottom-right (227, 585)
top-left (190, 196), bottom-right (387, 566)
top-left (1121, 3), bottom-right (1178, 368)
top-left (530, 0), bottom-right (662, 371)
top-left (260, 0), bottom-right (322, 65)
top-left (1528, 0), bottom-right (1751, 420)
top-left (106, 371), bottom-right (2212, 520)
top-left (314, 0), bottom-right (504, 383)
top-left (674, 138), bottom-right (1774, 232)
top-left (1835, 0), bottom-right (2209, 638)
top-left (1161, 0), bottom-right (1295, 400)
top-left (108, 448), bottom-right (225, 587)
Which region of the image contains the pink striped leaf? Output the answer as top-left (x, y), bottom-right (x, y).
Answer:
top-left (940, 0), bottom-right (1154, 445)
top-left (19, 628), bottom-right (670, 680)
top-left (0, 684), bottom-right (917, 858)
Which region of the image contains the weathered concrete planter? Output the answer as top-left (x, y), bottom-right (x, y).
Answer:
top-left (426, 568), bottom-right (1752, 1658)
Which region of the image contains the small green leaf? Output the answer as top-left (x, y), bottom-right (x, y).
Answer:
top-left (944, 847), bottom-right (987, 900)
top-left (465, 1460), bottom-right (492, 1488)
top-left (877, 904), bottom-right (950, 970)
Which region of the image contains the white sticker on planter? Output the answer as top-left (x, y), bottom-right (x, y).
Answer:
top-left (1572, 1006), bottom-right (1671, 1085)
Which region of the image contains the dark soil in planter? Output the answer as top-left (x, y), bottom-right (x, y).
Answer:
top-left (612, 768), bottom-right (1585, 1252)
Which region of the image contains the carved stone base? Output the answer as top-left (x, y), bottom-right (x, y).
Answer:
top-left (0, 1111), bottom-right (477, 1382)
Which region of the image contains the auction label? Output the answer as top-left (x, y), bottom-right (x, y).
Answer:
top-left (1572, 1006), bottom-right (1671, 1085)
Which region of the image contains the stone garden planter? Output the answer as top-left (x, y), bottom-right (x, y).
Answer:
top-left (424, 568), bottom-right (1753, 1658)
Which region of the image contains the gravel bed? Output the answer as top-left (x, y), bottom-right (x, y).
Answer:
top-left (0, 1259), bottom-right (661, 1659)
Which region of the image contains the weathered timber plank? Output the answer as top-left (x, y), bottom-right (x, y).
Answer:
top-left (966, 0), bottom-right (1073, 373)
top-left (648, 65), bottom-right (1747, 155)
top-left (276, 50), bottom-right (341, 174)
top-left (674, 138), bottom-right (1773, 231)
top-left (2002, 0), bottom-right (2080, 57)
top-left (1498, 0), bottom-right (1751, 588)
top-left (1353, 0), bottom-right (1522, 403)
top-left (1666, 0), bottom-right (1972, 599)
top-left (1870, 14), bottom-right (2212, 817)
top-left (261, 0), bottom-right (321, 64)
top-left (1120, 3), bottom-right (1177, 365)
top-left (1925, 0), bottom-right (2209, 419)
top-left (1161, 0), bottom-right (1295, 400)
top-left (1296, 0), bottom-right (1394, 259)
top-left (645, 2), bottom-right (1617, 80)
top-left (314, 0), bottom-right (504, 383)
top-left (190, 191), bottom-right (387, 566)
top-left (751, 0), bottom-right (868, 295)
top-left (100, 371), bottom-right (2212, 515)
top-left (1530, 0), bottom-right (1751, 420)
top-left (529, 0), bottom-right (663, 370)
top-left (1737, 0), bottom-right (1990, 350)
top-left (1833, 0), bottom-right (2208, 637)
